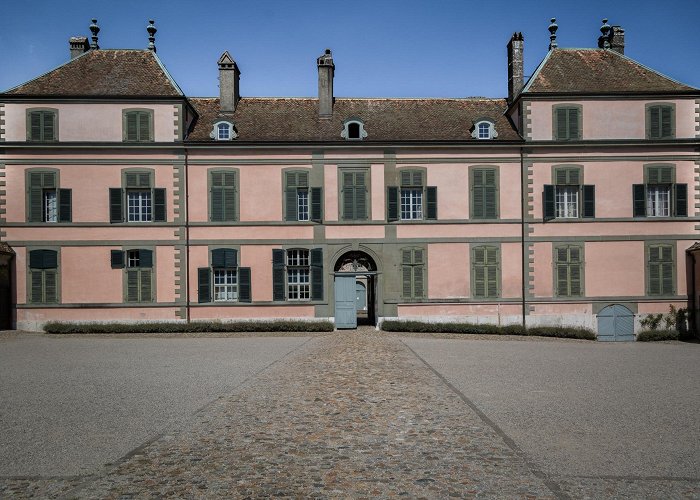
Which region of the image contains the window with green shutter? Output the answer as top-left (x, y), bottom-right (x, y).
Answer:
top-left (472, 246), bottom-right (499, 299)
top-left (386, 169), bottom-right (437, 222)
top-left (28, 249), bottom-right (59, 304)
top-left (196, 248), bottom-right (251, 303)
top-left (633, 165), bottom-right (686, 218)
top-left (26, 109), bottom-right (58, 142)
top-left (110, 169), bottom-right (165, 223)
top-left (341, 170), bottom-right (368, 221)
top-left (646, 104), bottom-right (674, 139)
top-left (647, 243), bottom-right (675, 296)
top-left (553, 105), bottom-right (582, 141)
top-left (284, 170), bottom-right (321, 222)
top-left (543, 166), bottom-right (595, 220)
top-left (471, 167), bottom-right (498, 219)
top-left (209, 170), bottom-right (238, 222)
top-left (123, 249), bottom-right (153, 303)
top-left (554, 245), bottom-right (583, 297)
top-left (271, 248), bottom-right (323, 301)
top-left (123, 109), bottom-right (153, 142)
top-left (401, 247), bottom-right (425, 299)
top-left (26, 169), bottom-right (71, 223)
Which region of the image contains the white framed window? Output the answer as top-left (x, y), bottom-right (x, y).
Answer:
top-left (297, 190), bottom-right (309, 221)
top-left (401, 188), bottom-right (423, 220)
top-left (646, 185), bottom-right (671, 217)
top-left (213, 269), bottom-right (238, 301)
top-left (210, 121), bottom-right (237, 140)
top-left (341, 119), bottom-right (368, 140)
top-left (286, 249), bottom-right (310, 300)
top-left (555, 186), bottom-right (578, 218)
top-left (127, 250), bottom-right (141, 268)
top-left (44, 190), bottom-right (57, 223)
top-left (472, 120), bottom-right (498, 140)
top-left (127, 190), bottom-right (152, 222)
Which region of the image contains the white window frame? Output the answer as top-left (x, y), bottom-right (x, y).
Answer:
top-left (555, 186), bottom-right (579, 218)
top-left (341, 119), bottom-right (368, 141)
top-left (646, 185), bottom-right (671, 217)
top-left (210, 121), bottom-right (238, 140)
top-left (297, 190), bottom-right (310, 221)
top-left (400, 187), bottom-right (423, 220)
top-left (471, 120), bottom-right (498, 140)
top-left (213, 268), bottom-right (238, 301)
top-left (127, 190), bottom-right (152, 222)
top-left (44, 190), bottom-right (57, 223)
top-left (286, 249), bottom-right (311, 301)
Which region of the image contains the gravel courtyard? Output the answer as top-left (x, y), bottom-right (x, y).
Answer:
top-left (0, 329), bottom-right (698, 498)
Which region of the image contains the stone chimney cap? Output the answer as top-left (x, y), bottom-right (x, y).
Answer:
top-left (317, 49), bottom-right (334, 67)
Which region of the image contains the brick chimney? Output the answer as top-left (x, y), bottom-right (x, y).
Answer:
top-left (507, 33), bottom-right (524, 103)
top-left (218, 51), bottom-right (241, 113)
top-left (69, 36), bottom-right (89, 59)
top-left (317, 49), bottom-right (334, 118)
top-left (609, 26), bottom-right (625, 54)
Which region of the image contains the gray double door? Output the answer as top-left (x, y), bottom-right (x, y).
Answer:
top-left (335, 275), bottom-right (357, 329)
top-left (597, 304), bottom-right (635, 341)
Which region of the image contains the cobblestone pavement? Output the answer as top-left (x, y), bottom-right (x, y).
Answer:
top-left (2, 329), bottom-right (698, 498)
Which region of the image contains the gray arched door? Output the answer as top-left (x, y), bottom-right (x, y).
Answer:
top-left (597, 304), bottom-right (635, 341)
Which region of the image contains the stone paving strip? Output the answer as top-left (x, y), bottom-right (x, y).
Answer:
top-left (36, 328), bottom-right (558, 499)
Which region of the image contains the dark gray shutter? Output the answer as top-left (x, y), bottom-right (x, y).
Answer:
top-left (311, 187), bottom-right (322, 222)
top-left (210, 186), bottom-right (223, 221)
top-left (401, 249), bottom-right (413, 298)
top-left (111, 250), bottom-right (125, 269)
top-left (140, 270), bottom-right (152, 301)
top-left (660, 107), bottom-right (672, 138)
top-left (543, 185), bottom-right (555, 220)
top-left (198, 267), bottom-right (211, 303)
top-left (413, 248), bottom-right (424, 298)
top-left (43, 112), bottom-right (55, 141)
top-left (28, 172), bottom-right (43, 222)
top-left (238, 267), bottom-right (252, 302)
top-left (139, 249), bottom-right (153, 268)
top-left (44, 270), bottom-right (57, 303)
top-left (126, 270), bottom-right (140, 301)
top-left (582, 185), bottom-right (595, 218)
top-left (426, 186), bottom-right (437, 220)
top-left (285, 171), bottom-right (298, 221)
top-left (211, 248), bottom-right (226, 268)
top-left (109, 188), bottom-right (123, 223)
top-left (674, 184), bottom-right (687, 217)
top-left (272, 249), bottom-right (286, 301)
top-left (153, 188), bottom-right (166, 222)
top-left (387, 186), bottom-right (399, 222)
top-left (30, 112), bottom-right (42, 141)
top-left (311, 248), bottom-right (323, 301)
top-left (29, 250), bottom-right (43, 269)
top-left (42, 250), bottom-right (58, 269)
top-left (649, 106), bottom-right (660, 138)
top-left (342, 171), bottom-right (355, 220)
top-left (126, 112), bottom-right (138, 142)
top-left (58, 189), bottom-right (72, 222)
top-left (29, 271), bottom-right (42, 303)
top-left (633, 184), bottom-right (646, 217)
top-left (225, 248), bottom-right (238, 268)
top-left (556, 108), bottom-right (568, 140)
top-left (660, 246), bottom-right (674, 295)
top-left (568, 108), bottom-right (579, 139)
top-left (354, 171), bottom-right (367, 219)
top-left (138, 112), bottom-right (150, 141)
top-left (472, 169), bottom-right (485, 218)
top-left (473, 247), bottom-right (486, 298)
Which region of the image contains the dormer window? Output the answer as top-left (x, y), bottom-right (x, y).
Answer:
top-left (471, 120), bottom-right (498, 140)
top-left (210, 121), bottom-right (237, 141)
top-left (341, 119), bottom-right (368, 141)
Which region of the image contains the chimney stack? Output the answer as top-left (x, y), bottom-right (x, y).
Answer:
top-left (218, 51), bottom-right (241, 113)
top-left (609, 26), bottom-right (625, 54)
top-left (507, 32), bottom-right (524, 103)
top-left (317, 49), bottom-right (334, 118)
top-left (69, 36), bottom-right (89, 59)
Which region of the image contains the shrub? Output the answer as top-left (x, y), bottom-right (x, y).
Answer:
top-left (43, 320), bottom-right (335, 334)
top-left (381, 320), bottom-right (595, 340)
top-left (640, 305), bottom-right (688, 337)
top-left (636, 329), bottom-right (679, 342)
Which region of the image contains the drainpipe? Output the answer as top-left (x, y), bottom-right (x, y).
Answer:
top-left (520, 147), bottom-right (527, 330)
top-left (689, 250), bottom-right (697, 337)
top-left (184, 146), bottom-right (191, 323)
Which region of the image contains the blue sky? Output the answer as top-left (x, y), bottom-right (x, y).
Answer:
top-left (2, 0), bottom-right (699, 98)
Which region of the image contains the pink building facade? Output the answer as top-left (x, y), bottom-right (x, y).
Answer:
top-left (0, 20), bottom-right (697, 338)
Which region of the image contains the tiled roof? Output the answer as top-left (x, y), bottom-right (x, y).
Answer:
top-left (186, 98), bottom-right (521, 142)
top-left (2, 49), bottom-right (183, 97)
top-left (0, 242), bottom-right (14, 255)
top-left (524, 49), bottom-right (696, 94)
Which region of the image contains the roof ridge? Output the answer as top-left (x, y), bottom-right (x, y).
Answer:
top-left (0, 49), bottom-right (92, 94)
top-left (521, 48), bottom-right (554, 94)
top-left (605, 48), bottom-right (697, 90)
top-left (150, 51), bottom-right (185, 97)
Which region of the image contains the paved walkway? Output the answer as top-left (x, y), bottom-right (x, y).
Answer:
top-left (2, 329), bottom-right (698, 498)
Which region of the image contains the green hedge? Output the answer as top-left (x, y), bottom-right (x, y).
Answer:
top-left (380, 320), bottom-right (596, 340)
top-left (636, 329), bottom-right (679, 342)
top-left (43, 320), bottom-right (335, 334)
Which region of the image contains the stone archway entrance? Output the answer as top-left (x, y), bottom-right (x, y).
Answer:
top-left (334, 251), bottom-right (377, 329)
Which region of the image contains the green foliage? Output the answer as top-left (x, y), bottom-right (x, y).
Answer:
top-left (640, 305), bottom-right (688, 336)
top-left (636, 329), bottom-right (679, 342)
top-left (43, 320), bottom-right (334, 334)
top-left (380, 320), bottom-right (595, 340)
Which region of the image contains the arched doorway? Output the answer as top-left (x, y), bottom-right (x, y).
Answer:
top-left (597, 304), bottom-right (635, 341)
top-left (334, 251), bottom-right (377, 329)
